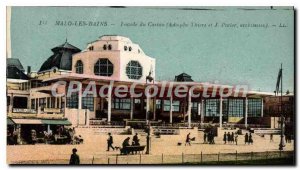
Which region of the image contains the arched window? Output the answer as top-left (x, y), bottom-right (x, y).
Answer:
top-left (94, 58), bottom-right (113, 76)
top-left (124, 46), bottom-right (128, 51)
top-left (108, 44), bottom-right (112, 50)
top-left (129, 46), bottom-right (132, 51)
top-left (75, 60), bottom-right (83, 74)
top-left (126, 60), bottom-right (142, 79)
top-left (103, 44), bottom-right (107, 50)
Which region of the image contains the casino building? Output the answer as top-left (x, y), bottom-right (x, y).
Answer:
top-left (7, 35), bottom-right (277, 143)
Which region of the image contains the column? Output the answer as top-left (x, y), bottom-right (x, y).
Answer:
top-left (130, 97), bottom-right (134, 120)
top-left (153, 97), bottom-right (156, 120)
top-left (107, 84), bottom-right (112, 123)
top-left (146, 89), bottom-right (150, 123)
top-left (201, 99), bottom-right (204, 123)
top-left (78, 84), bottom-right (82, 110)
top-left (245, 97), bottom-right (248, 128)
top-left (183, 100), bottom-right (186, 122)
top-left (187, 90), bottom-right (192, 128)
top-left (219, 96), bottom-right (223, 128)
top-left (261, 98), bottom-right (264, 117)
top-left (169, 95), bottom-right (173, 124)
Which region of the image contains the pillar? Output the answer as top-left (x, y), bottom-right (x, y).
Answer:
top-left (130, 97), bottom-right (134, 120)
top-left (107, 84), bottom-right (112, 123)
top-left (245, 97), bottom-right (248, 128)
top-left (153, 97), bottom-right (156, 120)
top-left (187, 89), bottom-right (192, 128)
top-left (201, 99), bottom-right (204, 123)
top-left (78, 84), bottom-right (82, 110)
top-left (261, 98), bottom-right (264, 117)
top-left (219, 96), bottom-right (223, 128)
top-left (169, 95), bottom-right (173, 124)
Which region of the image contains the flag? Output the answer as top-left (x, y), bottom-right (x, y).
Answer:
top-left (276, 68), bottom-right (282, 94)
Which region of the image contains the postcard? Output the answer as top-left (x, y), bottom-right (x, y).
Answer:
top-left (6, 6), bottom-right (295, 165)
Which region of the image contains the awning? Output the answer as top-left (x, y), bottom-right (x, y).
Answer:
top-left (7, 118), bottom-right (15, 125)
top-left (12, 119), bottom-right (43, 124)
top-left (41, 119), bottom-right (72, 126)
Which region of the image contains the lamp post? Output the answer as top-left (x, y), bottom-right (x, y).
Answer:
top-left (145, 71), bottom-right (153, 155)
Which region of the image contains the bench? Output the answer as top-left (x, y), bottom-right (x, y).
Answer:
top-left (120, 145), bottom-right (146, 155)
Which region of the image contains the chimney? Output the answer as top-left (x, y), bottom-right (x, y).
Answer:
top-left (27, 66), bottom-right (31, 75)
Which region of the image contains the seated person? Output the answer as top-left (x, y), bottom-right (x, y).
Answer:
top-left (121, 137), bottom-right (131, 154)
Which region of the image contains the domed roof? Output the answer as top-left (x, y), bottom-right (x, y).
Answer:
top-left (39, 41), bottom-right (81, 72)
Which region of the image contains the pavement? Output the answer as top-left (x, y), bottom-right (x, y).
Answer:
top-left (7, 129), bottom-right (294, 164)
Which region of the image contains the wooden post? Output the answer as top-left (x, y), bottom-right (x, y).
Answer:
top-left (116, 155), bottom-right (118, 164)
top-left (218, 152), bottom-right (220, 162)
top-left (92, 156), bottom-right (94, 164)
top-left (251, 151), bottom-right (253, 160)
top-left (162, 153), bottom-right (164, 164)
top-left (182, 152), bottom-right (184, 163)
top-left (108, 157), bottom-right (110, 164)
top-left (139, 154), bottom-right (142, 164)
top-left (201, 151), bottom-right (203, 163)
top-left (235, 150), bottom-right (238, 164)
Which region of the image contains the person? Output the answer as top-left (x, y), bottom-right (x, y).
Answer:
top-left (31, 129), bottom-right (37, 145)
top-left (235, 133), bottom-right (238, 145)
top-left (270, 134), bottom-right (273, 142)
top-left (231, 132), bottom-right (235, 144)
top-left (210, 131), bottom-right (215, 144)
top-left (227, 132), bottom-right (231, 144)
top-left (133, 133), bottom-right (140, 146)
top-left (223, 132), bottom-right (227, 144)
top-left (185, 133), bottom-right (191, 146)
top-left (69, 148), bottom-right (80, 165)
top-left (107, 133), bottom-right (114, 151)
top-left (203, 132), bottom-right (207, 144)
top-left (245, 133), bottom-right (249, 144)
top-left (249, 133), bottom-right (253, 144)
top-left (122, 137), bottom-right (131, 155)
top-left (13, 129), bottom-right (18, 145)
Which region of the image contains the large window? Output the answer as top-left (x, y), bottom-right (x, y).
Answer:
top-left (228, 99), bottom-right (244, 117)
top-left (191, 102), bottom-right (198, 114)
top-left (126, 60), bottom-right (142, 80)
top-left (163, 100), bottom-right (180, 112)
top-left (66, 92), bottom-right (78, 109)
top-left (31, 99), bottom-right (35, 109)
top-left (112, 98), bottom-right (131, 110)
top-left (248, 98), bottom-right (262, 117)
top-left (205, 99), bottom-right (220, 117)
top-left (94, 58), bottom-right (113, 76)
top-left (82, 94), bottom-right (94, 111)
top-left (75, 60), bottom-right (83, 74)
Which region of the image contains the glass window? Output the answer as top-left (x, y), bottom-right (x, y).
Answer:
top-left (75, 60), bottom-right (83, 74)
top-left (94, 58), bottom-right (113, 76)
top-left (156, 99), bottom-right (161, 109)
top-left (108, 44), bottom-right (112, 50)
top-left (112, 98), bottom-right (131, 110)
top-left (31, 99), bottom-right (35, 109)
top-left (228, 99), bottom-right (244, 117)
top-left (82, 94), bottom-right (94, 111)
top-left (205, 99), bottom-right (220, 117)
top-left (191, 102), bottom-right (198, 113)
top-left (39, 98), bottom-right (46, 109)
top-left (126, 60), bottom-right (142, 79)
top-left (103, 44), bottom-right (107, 50)
top-left (248, 98), bottom-right (262, 117)
top-left (129, 46), bottom-right (132, 51)
top-left (163, 100), bottom-right (180, 112)
top-left (124, 46), bottom-right (128, 51)
top-left (66, 92), bottom-right (78, 109)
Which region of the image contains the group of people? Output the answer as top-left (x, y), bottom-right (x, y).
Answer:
top-left (106, 133), bottom-right (140, 152)
top-left (244, 133), bottom-right (253, 145)
top-left (7, 129), bottom-right (19, 145)
top-left (223, 132), bottom-right (238, 145)
top-left (203, 130), bottom-right (216, 144)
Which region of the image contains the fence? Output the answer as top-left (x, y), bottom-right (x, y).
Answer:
top-left (13, 150), bottom-right (294, 165)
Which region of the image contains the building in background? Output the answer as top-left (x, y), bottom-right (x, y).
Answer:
top-left (7, 35), bottom-right (288, 144)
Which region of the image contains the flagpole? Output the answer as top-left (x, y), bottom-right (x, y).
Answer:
top-left (279, 63), bottom-right (284, 151)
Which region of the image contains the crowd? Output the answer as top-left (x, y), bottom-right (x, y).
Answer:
top-left (203, 130), bottom-right (216, 144)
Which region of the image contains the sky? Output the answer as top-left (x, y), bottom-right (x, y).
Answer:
top-left (9, 7), bottom-right (294, 93)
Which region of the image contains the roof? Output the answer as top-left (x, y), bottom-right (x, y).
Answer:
top-left (174, 72), bottom-right (194, 82)
top-left (6, 58), bottom-right (29, 80)
top-left (7, 58), bottom-right (25, 72)
top-left (39, 41), bottom-right (81, 72)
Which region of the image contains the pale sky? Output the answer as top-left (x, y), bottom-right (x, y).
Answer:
top-left (9, 7), bottom-right (294, 93)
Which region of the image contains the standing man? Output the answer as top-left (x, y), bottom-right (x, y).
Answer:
top-left (133, 133), bottom-right (139, 146)
top-left (185, 133), bottom-right (191, 146)
top-left (107, 133), bottom-right (115, 151)
top-left (223, 132), bottom-right (227, 144)
top-left (69, 148), bottom-right (80, 165)
top-left (245, 133), bottom-right (249, 145)
top-left (270, 134), bottom-right (273, 142)
top-left (203, 132), bottom-right (207, 144)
